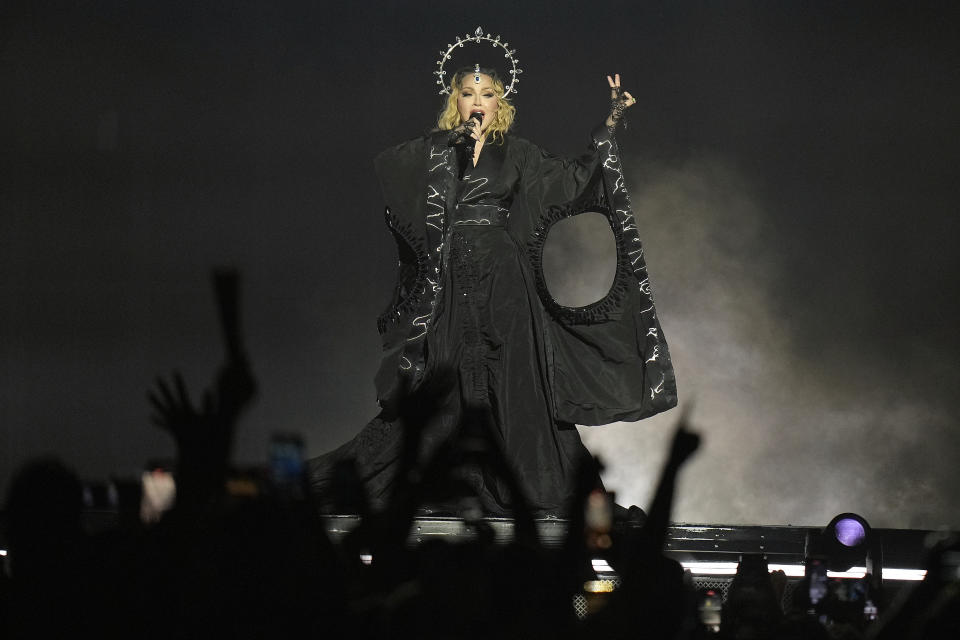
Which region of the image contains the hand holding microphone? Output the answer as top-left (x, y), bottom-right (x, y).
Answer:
top-left (447, 111), bottom-right (485, 149)
top-left (465, 110), bottom-right (484, 139)
top-left (463, 111), bottom-right (484, 154)
top-left (455, 111), bottom-right (484, 138)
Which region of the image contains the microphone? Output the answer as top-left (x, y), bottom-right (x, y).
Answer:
top-left (465, 111), bottom-right (483, 153)
top-left (464, 111), bottom-right (483, 136)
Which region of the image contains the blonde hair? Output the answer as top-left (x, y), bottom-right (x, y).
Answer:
top-left (436, 68), bottom-right (516, 144)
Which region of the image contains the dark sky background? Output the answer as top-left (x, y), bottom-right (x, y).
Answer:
top-left (2, 1), bottom-right (958, 529)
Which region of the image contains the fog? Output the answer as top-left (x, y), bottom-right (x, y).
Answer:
top-left (576, 154), bottom-right (960, 528)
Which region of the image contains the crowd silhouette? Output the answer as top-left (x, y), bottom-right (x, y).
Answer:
top-left (2, 270), bottom-right (957, 639)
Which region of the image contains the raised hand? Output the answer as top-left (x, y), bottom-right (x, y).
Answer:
top-left (605, 73), bottom-right (638, 128)
top-left (148, 371), bottom-right (231, 512)
top-left (668, 402), bottom-right (701, 467)
top-left (148, 371), bottom-right (216, 445)
top-left (146, 268), bottom-right (257, 514)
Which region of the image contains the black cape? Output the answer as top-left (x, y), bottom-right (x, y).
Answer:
top-left (311, 123), bottom-right (677, 515)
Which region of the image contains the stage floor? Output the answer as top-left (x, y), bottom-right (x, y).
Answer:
top-left (321, 515), bottom-right (934, 581)
top-left (67, 508), bottom-right (935, 583)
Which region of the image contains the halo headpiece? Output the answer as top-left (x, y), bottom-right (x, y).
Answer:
top-left (434, 26), bottom-right (522, 96)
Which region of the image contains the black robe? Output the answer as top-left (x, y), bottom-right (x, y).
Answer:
top-left (310, 123), bottom-right (677, 516)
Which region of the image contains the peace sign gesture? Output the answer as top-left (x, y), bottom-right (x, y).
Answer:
top-left (605, 73), bottom-right (637, 128)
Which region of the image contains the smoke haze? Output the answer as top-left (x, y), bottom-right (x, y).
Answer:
top-left (578, 154), bottom-right (960, 529)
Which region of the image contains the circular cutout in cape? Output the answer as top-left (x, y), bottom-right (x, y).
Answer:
top-left (541, 211), bottom-right (617, 309)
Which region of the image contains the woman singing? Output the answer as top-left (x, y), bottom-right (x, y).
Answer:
top-left (310, 44), bottom-right (677, 517)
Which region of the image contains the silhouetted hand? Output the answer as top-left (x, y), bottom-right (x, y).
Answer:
top-left (148, 371), bottom-right (218, 447)
top-left (148, 357), bottom-right (255, 450)
top-left (147, 357), bottom-right (255, 512)
top-left (148, 370), bottom-right (232, 512)
top-left (668, 425), bottom-right (700, 468)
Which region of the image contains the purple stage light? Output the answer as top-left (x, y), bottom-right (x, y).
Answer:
top-left (834, 518), bottom-right (867, 547)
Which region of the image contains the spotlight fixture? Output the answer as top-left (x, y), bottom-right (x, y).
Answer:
top-left (830, 513), bottom-right (869, 549)
top-left (808, 512), bottom-right (882, 579)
